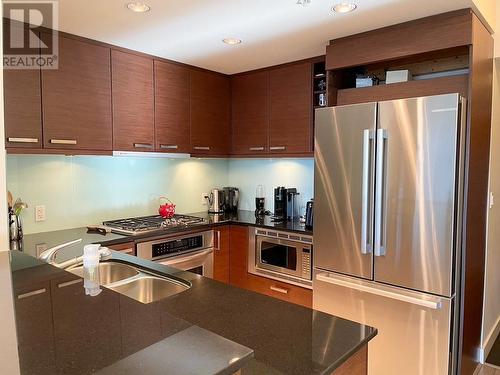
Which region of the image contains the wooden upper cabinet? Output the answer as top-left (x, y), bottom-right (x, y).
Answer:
top-left (3, 20), bottom-right (42, 149)
top-left (41, 34), bottom-right (112, 151)
top-left (231, 71), bottom-right (269, 155)
top-left (112, 50), bottom-right (154, 151)
top-left (269, 62), bottom-right (312, 154)
top-left (190, 70), bottom-right (230, 155)
top-left (154, 61), bottom-right (190, 153)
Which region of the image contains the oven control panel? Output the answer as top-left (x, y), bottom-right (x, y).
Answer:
top-left (151, 235), bottom-right (203, 258)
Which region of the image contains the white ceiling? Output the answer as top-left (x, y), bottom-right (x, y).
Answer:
top-left (20, 0), bottom-right (478, 74)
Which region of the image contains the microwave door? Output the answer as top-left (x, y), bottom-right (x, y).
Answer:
top-left (314, 104), bottom-right (377, 279)
top-left (374, 94), bottom-right (462, 297)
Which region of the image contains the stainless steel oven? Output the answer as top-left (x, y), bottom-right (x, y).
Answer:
top-left (248, 227), bottom-right (313, 288)
top-left (137, 231), bottom-right (214, 278)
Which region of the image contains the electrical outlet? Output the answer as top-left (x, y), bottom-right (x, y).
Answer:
top-left (36, 243), bottom-right (48, 256)
top-left (490, 192), bottom-right (495, 209)
top-left (201, 193), bottom-right (208, 205)
top-left (35, 205), bottom-right (46, 222)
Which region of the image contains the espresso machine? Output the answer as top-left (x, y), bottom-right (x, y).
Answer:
top-left (272, 187), bottom-right (287, 222)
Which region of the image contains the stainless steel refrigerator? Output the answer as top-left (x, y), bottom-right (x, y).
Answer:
top-left (313, 93), bottom-right (466, 375)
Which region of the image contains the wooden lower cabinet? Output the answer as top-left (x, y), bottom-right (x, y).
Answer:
top-left (213, 226), bottom-right (231, 283)
top-left (108, 242), bottom-right (136, 256)
top-left (331, 345), bottom-right (367, 375)
top-left (228, 225), bottom-right (312, 308)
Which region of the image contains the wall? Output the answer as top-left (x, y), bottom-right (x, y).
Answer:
top-left (228, 158), bottom-right (314, 215)
top-left (7, 155), bottom-right (228, 234)
top-left (482, 59), bottom-right (500, 360)
top-left (472, 0), bottom-right (497, 32)
top-left (6, 156), bottom-right (315, 234)
top-left (0, 8), bottom-right (21, 375)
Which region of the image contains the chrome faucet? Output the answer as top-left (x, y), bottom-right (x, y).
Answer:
top-left (38, 238), bottom-right (112, 269)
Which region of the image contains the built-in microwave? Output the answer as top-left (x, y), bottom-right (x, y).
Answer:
top-left (248, 227), bottom-right (313, 289)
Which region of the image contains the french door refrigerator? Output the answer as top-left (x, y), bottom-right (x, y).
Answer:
top-left (313, 93), bottom-right (466, 375)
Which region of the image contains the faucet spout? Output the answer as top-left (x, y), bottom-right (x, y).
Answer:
top-left (39, 238), bottom-right (83, 264)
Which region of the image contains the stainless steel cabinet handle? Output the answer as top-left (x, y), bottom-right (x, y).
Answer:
top-left (194, 146), bottom-right (210, 151)
top-left (57, 279), bottom-right (83, 288)
top-left (134, 143), bottom-right (153, 149)
top-left (270, 286), bottom-right (289, 294)
top-left (269, 146), bottom-right (286, 151)
top-left (8, 137), bottom-right (39, 143)
top-left (50, 139), bottom-right (77, 145)
top-left (316, 272), bottom-right (442, 310)
top-left (214, 230), bottom-right (221, 251)
top-left (361, 129), bottom-right (373, 254)
top-left (249, 147), bottom-right (265, 151)
top-left (374, 129), bottom-right (388, 257)
top-left (17, 288), bottom-right (46, 299)
top-left (160, 144), bottom-right (178, 150)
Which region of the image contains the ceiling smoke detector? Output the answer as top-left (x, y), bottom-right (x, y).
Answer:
top-left (222, 38), bottom-right (242, 45)
top-left (126, 2), bottom-right (151, 13)
top-left (296, 0), bottom-right (311, 6)
top-left (332, 2), bottom-right (357, 13)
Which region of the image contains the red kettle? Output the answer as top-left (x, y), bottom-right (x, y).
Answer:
top-left (158, 197), bottom-right (176, 219)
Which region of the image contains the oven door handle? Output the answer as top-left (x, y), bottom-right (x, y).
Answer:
top-left (158, 249), bottom-right (213, 267)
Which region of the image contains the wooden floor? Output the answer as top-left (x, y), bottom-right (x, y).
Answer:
top-left (475, 364), bottom-right (500, 375)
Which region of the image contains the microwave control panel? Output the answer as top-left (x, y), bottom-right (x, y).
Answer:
top-left (301, 247), bottom-right (312, 279)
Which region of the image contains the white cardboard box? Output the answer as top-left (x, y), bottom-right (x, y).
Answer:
top-left (386, 70), bottom-right (412, 84)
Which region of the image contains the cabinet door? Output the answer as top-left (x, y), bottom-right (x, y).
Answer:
top-left (112, 50), bottom-right (154, 151)
top-left (231, 71), bottom-right (269, 155)
top-left (269, 62), bottom-right (312, 154)
top-left (190, 70), bottom-right (230, 155)
top-left (229, 225), bottom-right (249, 288)
top-left (3, 20), bottom-right (42, 149)
top-left (155, 61), bottom-right (191, 153)
top-left (14, 281), bottom-right (56, 374)
top-left (41, 35), bottom-right (112, 151)
top-left (213, 226), bottom-right (230, 283)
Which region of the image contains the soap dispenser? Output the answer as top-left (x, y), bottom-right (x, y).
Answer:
top-left (83, 244), bottom-right (102, 296)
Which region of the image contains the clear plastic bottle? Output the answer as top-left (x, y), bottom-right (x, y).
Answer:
top-left (83, 244), bottom-right (102, 296)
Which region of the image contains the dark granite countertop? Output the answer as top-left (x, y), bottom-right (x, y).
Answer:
top-left (10, 249), bottom-right (377, 375)
top-left (17, 210), bottom-right (312, 261)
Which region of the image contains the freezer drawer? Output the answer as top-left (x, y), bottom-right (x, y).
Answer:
top-left (313, 270), bottom-right (453, 375)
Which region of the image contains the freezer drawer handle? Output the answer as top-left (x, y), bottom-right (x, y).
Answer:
top-left (374, 129), bottom-right (387, 257)
top-left (361, 129), bottom-right (373, 254)
top-left (315, 273), bottom-right (442, 310)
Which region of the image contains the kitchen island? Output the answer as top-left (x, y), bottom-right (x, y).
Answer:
top-left (10, 248), bottom-right (376, 375)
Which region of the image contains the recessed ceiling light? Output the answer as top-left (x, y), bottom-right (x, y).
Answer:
top-left (222, 38), bottom-right (242, 45)
top-left (126, 2), bottom-right (151, 13)
top-left (332, 2), bottom-right (357, 13)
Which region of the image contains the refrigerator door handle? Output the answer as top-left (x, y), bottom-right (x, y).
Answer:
top-left (374, 128), bottom-right (387, 257)
top-left (315, 272), bottom-right (443, 310)
top-left (361, 129), bottom-right (373, 254)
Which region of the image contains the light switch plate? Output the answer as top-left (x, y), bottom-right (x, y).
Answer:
top-left (35, 205), bottom-right (46, 222)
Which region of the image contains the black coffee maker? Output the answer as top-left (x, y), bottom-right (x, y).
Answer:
top-left (272, 187), bottom-right (287, 222)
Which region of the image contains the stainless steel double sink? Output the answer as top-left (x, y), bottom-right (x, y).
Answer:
top-left (68, 262), bottom-right (190, 304)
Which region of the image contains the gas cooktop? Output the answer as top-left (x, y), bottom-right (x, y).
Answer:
top-left (102, 214), bottom-right (206, 235)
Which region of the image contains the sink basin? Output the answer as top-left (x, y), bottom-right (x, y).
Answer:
top-left (107, 276), bottom-right (189, 304)
top-left (68, 262), bottom-right (139, 284)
